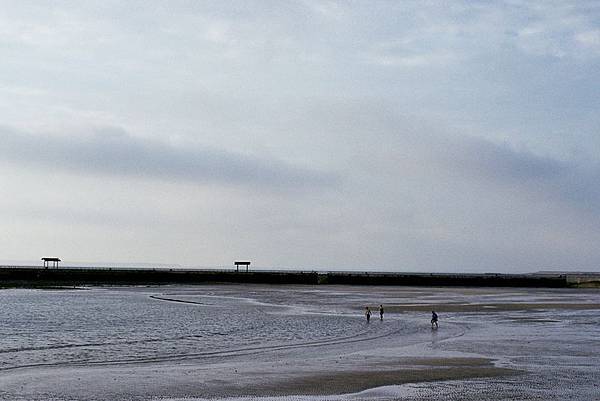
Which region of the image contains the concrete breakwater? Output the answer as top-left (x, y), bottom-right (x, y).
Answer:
top-left (0, 266), bottom-right (592, 288)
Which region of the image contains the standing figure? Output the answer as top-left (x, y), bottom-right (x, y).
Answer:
top-left (431, 310), bottom-right (438, 329)
top-left (379, 304), bottom-right (384, 320)
top-left (365, 307), bottom-right (372, 323)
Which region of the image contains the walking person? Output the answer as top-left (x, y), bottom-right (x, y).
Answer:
top-left (365, 306), bottom-right (372, 323)
top-left (431, 310), bottom-right (438, 329)
top-left (379, 304), bottom-right (384, 320)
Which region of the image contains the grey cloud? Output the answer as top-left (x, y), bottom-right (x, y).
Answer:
top-left (435, 135), bottom-right (600, 212)
top-left (446, 137), bottom-right (564, 181)
top-left (0, 126), bottom-right (339, 190)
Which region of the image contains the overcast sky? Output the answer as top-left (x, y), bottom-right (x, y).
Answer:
top-left (1, 1), bottom-right (600, 272)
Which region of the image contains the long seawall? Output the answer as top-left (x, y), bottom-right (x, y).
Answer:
top-left (0, 266), bottom-right (594, 288)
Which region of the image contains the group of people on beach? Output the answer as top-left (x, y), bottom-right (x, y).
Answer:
top-left (364, 305), bottom-right (439, 329)
top-left (364, 305), bottom-right (385, 322)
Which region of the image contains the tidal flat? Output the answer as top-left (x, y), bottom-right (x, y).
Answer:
top-left (0, 285), bottom-right (598, 400)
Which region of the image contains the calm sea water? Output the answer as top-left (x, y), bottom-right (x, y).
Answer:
top-left (0, 287), bottom-right (401, 371)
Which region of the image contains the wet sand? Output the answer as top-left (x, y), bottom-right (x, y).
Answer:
top-left (381, 302), bottom-right (600, 312)
top-left (0, 285), bottom-right (598, 400)
top-left (246, 360), bottom-right (516, 397)
top-left (0, 354), bottom-right (516, 400)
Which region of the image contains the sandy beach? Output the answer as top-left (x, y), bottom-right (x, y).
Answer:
top-left (0, 285), bottom-right (598, 400)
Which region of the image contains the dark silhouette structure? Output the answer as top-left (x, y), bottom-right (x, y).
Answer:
top-left (0, 268), bottom-right (578, 288)
top-left (234, 261), bottom-right (251, 272)
top-left (42, 257), bottom-right (61, 269)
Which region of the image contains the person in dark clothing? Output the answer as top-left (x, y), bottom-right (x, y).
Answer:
top-left (431, 310), bottom-right (438, 328)
top-left (379, 304), bottom-right (384, 320)
top-left (365, 307), bottom-right (372, 322)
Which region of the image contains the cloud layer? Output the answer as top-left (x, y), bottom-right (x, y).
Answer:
top-left (426, 134), bottom-right (600, 213)
top-left (0, 126), bottom-right (338, 190)
top-left (1, 1), bottom-right (599, 271)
